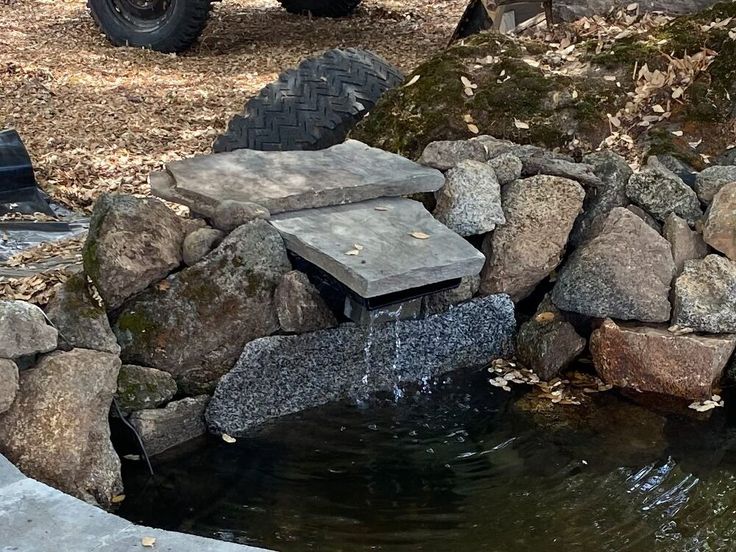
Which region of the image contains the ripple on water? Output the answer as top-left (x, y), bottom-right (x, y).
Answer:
top-left (119, 369), bottom-right (736, 552)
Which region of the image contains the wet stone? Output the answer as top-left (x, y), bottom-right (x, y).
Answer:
top-left (206, 295), bottom-right (516, 435)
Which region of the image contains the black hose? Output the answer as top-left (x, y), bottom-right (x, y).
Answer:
top-left (113, 397), bottom-right (155, 477)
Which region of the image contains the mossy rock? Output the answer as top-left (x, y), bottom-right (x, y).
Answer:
top-left (351, 2), bottom-right (736, 162)
top-left (115, 364), bottom-right (177, 413)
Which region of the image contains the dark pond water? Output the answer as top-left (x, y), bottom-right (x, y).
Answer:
top-left (119, 369), bottom-right (736, 552)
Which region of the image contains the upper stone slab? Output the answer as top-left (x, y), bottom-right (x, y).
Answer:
top-left (271, 198), bottom-right (486, 298)
top-left (150, 140), bottom-right (444, 217)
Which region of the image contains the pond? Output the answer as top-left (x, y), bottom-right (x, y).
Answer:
top-left (119, 368), bottom-right (736, 552)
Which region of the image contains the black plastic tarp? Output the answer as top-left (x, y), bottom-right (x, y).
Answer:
top-left (0, 129), bottom-right (55, 216)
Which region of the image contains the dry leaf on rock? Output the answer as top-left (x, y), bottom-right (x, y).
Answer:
top-left (141, 536), bottom-right (156, 548)
top-left (409, 231), bottom-right (430, 240)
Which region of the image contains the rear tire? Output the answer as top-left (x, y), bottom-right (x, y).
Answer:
top-left (213, 48), bottom-right (404, 153)
top-left (88, 0), bottom-right (212, 53)
top-left (277, 0), bottom-right (362, 17)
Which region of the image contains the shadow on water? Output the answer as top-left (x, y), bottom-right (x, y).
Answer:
top-left (118, 368), bottom-right (736, 552)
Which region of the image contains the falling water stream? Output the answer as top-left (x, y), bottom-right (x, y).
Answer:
top-left (119, 366), bottom-right (736, 552)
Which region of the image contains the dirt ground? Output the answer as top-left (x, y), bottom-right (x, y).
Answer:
top-left (0, 0), bottom-right (468, 210)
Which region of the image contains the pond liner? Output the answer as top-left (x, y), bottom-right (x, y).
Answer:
top-left (0, 129), bottom-right (54, 217)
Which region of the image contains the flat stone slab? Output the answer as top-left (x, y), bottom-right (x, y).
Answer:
top-left (0, 453), bottom-right (271, 552)
top-left (206, 295), bottom-right (515, 435)
top-left (271, 198), bottom-right (486, 298)
top-left (151, 140), bottom-right (444, 217)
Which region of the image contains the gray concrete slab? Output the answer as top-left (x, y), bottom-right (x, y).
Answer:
top-left (0, 453), bottom-right (272, 552)
top-left (271, 198), bottom-right (486, 298)
top-left (150, 140), bottom-right (444, 217)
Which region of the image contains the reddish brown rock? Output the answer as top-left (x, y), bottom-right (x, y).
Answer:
top-left (590, 319), bottom-right (736, 400)
top-left (703, 182), bottom-right (736, 261)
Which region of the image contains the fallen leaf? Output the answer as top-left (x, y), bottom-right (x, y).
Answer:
top-left (141, 537), bottom-right (156, 548)
top-left (671, 130), bottom-right (684, 137)
top-left (534, 312), bottom-right (556, 323)
top-left (222, 433), bottom-right (237, 443)
top-left (353, 244), bottom-right (364, 251)
top-left (514, 119), bottom-right (530, 129)
top-left (345, 249), bottom-right (361, 256)
top-left (652, 104), bottom-right (665, 113)
top-left (460, 76), bottom-right (474, 88)
top-left (467, 123), bottom-right (479, 134)
top-left (464, 87), bottom-right (474, 97)
top-left (522, 58), bottom-right (541, 68)
top-left (111, 494), bottom-right (126, 504)
top-left (404, 75), bottom-right (421, 87)
top-left (409, 231), bottom-right (430, 240)
top-left (374, 206), bottom-right (389, 211)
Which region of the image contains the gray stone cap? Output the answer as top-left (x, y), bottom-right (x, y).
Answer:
top-left (271, 198), bottom-right (486, 298)
top-left (0, 453), bottom-right (273, 552)
top-left (150, 140), bottom-right (444, 217)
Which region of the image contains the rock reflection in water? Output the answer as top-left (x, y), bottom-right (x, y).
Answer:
top-left (119, 368), bottom-right (736, 552)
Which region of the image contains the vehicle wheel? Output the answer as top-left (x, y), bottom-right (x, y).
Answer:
top-left (277, 0), bottom-right (362, 17)
top-left (213, 48), bottom-right (404, 153)
top-left (88, 0), bottom-right (212, 53)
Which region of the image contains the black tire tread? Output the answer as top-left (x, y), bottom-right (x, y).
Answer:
top-left (88, 0), bottom-right (212, 53)
top-left (213, 48), bottom-right (404, 153)
top-left (277, 0), bottom-right (361, 17)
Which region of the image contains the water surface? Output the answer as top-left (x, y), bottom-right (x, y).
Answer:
top-left (120, 369), bottom-right (736, 552)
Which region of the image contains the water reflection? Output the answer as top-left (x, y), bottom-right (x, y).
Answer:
top-left (119, 369), bottom-right (736, 552)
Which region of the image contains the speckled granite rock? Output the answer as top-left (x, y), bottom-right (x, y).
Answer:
top-left (0, 301), bottom-right (57, 359)
top-left (418, 139), bottom-right (488, 170)
top-left (433, 160), bottom-right (505, 236)
top-left (480, 175), bottom-right (584, 301)
top-left (0, 359), bottom-right (18, 414)
top-left (663, 213), bottom-right (709, 273)
top-left (703, 182), bottom-right (736, 261)
top-left (626, 160), bottom-right (703, 225)
top-left (45, 274), bottom-right (120, 355)
top-left (673, 255), bottom-right (736, 333)
top-left (488, 153), bottom-right (522, 186)
top-left (695, 165), bottom-right (736, 204)
top-left (552, 208), bottom-right (675, 322)
top-left (569, 151), bottom-right (631, 247)
top-left (206, 295), bottom-right (515, 435)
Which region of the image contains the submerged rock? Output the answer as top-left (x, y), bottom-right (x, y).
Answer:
top-left (274, 271), bottom-right (337, 334)
top-left (480, 175), bottom-right (584, 301)
top-left (663, 213), bottom-right (710, 273)
top-left (703, 182), bottom-right (736, 260)
top-left (673, 255), bottom-right (736, 333)
top-left (129, 396), bottom-right (209, 456)
top-left (591, 319), bottom-right (736, 400)
top-left (0, 359), bottom-right (18, 414)
top-left (552, 208), bottom-right (675, 322)
top-left (433, 159), bottom-right (505, 236)
top-left (114, 220), bottom-right (290, 392)
top-left (115, 364), bottom-right (177, 413)
top-left (695, 165), bottom-right (736, 204)
top-left (83, 194), bottom-right (185, 310)
top-left (206, 295), bottom-right (515, 435)
top-left (0, 300), bottom-right (57, 359)
top-left (45, 273), bottom-right (120, 355)
top-left (569, 151), bottom-right (632, 247)
top-left (0, 349), bottom-right (122, 508)
top-left (515, 298), bottom-right (586, 381)
top-left (626, 161), bottom-right (703, 225)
